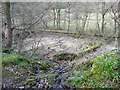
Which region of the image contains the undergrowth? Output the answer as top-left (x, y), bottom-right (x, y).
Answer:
top-left (67, 50), bottom-right (120, 88)
top-left (2, 53), bottom-right (29, 67)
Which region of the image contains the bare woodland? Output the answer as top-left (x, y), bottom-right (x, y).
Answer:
top-left (1, 1), bottom-right (120, 89)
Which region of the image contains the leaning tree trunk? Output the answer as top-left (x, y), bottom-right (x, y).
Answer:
top-left (3, 2), bottom-right (12, 49)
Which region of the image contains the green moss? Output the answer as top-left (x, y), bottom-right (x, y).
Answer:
top-left (26, 77), bottom-right (35, 82)
top-left (45, 73), bottom-right (58, 84)
top-left (77, 45), bottom-right (100, 58)
top-left (2, 53), bottom-right (29, 67)
top-left (25, 76), bottom-right (36, 85)
top-left (14, 76), bottom-right (24, 82)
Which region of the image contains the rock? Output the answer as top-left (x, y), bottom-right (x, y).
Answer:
top-left (25, 85), bottom-right (30, 88)
top-left (19, 86), bottom-right (24, 89)
top-left (38, 84), bottom-right (43, 88)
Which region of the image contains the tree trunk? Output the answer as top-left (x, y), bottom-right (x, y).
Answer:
top-left (101, 14), bottom-right (105, 36)
top-left (3, 2), bottom-right (12, 49)
top-left (118, 1), bottom-right (120, 57)
top-left (114, 19), bottom-right (117, 34)
top-left (82, 13), bottom-right (88, 32)
top-left (75, 11), bottom-right (78, 32)
top-left (101, 2), bottom-right (105, 36)
top-left (111, 8), bottom-right (117, 35)
top-left (67, 2), bottom-right (70, 32)
top-left (53, 8), bottom-right (56, 28)
top-left (96, 3), bottom-right (100, 33)
top-left (64, 9), bottom-right (67, 30)
top-left (56, 9), bottom-right (59, 29)
top-left (58, 8), bottom-right (61, 29)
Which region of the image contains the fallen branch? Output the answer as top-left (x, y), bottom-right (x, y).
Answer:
top-left (77, 44), bottom-right (101, 58)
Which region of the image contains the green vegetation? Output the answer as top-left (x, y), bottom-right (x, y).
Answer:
top-left (38, 61), bottom-right (52, 70)
top-left (25, 76), bottom-right (36, 85)
top-left (2, 53), bottom-right (29, 67)
top-left (45, 73), bottom-right (58, 84)
top-left (77, 44), bottom-right (100, 58)
top-left (2, 52), bottom-right (54, 87)
top-left (53, 53), bottom-right (77, 61)
top-left (2, 53), bottom-right (52, 70)
top-left (31, 53), bottom-right (53, 70)
top-left (67, 50), bottom-right (119, 88)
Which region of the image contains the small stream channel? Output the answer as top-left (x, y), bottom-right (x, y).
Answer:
top-left (22, 33), bottom-right (117, 89)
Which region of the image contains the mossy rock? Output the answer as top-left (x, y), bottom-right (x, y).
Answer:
top-left (53, 53), bottom-right (77, 61)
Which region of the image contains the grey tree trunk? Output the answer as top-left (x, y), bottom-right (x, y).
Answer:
top-left (111, 8), bottom-right (118, 34)
top-left (82, 13), bottom-right (88, 32)
top-left (67, 2), bottom-right (70, 32)
top-left (3, 2), bottom-right (12, 49)
top-left (64, 8), bottom-right (67, 30)
top-left (96, 3), bottom-right (100, 33)
top-left (58, 8), bottom-right (61, 29)
top-left (53, 8), bottom-right (56, 28)
top-left (101, 2), bottom-right (105, 36)
top-left (118, 1), bottom-right (120, 57)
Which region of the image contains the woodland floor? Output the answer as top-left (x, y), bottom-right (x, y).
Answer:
top-left (2, 32), bottom-right (119, 89)
top-left (23, 32), bottom-right (117, 59)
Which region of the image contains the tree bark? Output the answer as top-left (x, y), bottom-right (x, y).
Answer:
top-left (82, 13), bottom-right (88, 32)
top-left (64, 8), bottom-right (67, 30)
top-left (111, 8), bottom-right (118, 34)
top-left (58, 8), bottom-right (61, 29)
top-left (67, 2), bottom-right (70, 32)
top-left (3, 2), bottom-right (12, 49)
top-left (53, 8), bottom-right (56, 28)
top-left (101, 2), bottom-right (105, 36)
top-left (96, 3), bottom-right (100, 33)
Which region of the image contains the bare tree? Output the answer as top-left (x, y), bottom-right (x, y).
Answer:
top-left (111, 7), bottom-right (119, 34)
top-left (1, 2), bottom-right (52, 53)
top-left (100, 2), bottom-right (118, 36)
